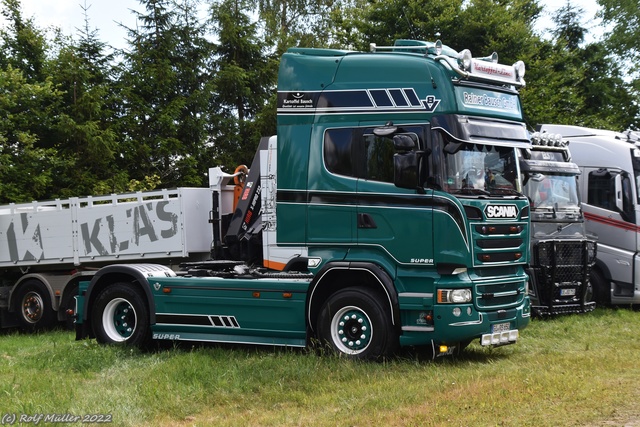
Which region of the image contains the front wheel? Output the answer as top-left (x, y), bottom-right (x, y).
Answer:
top-left (317, 287), bottom-right (398, 360)
top-left (590, 269), bottom-right (611, 306)
top-left (91, 283), bottom-right (151, 348)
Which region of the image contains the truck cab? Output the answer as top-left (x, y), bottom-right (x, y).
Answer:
top-left (538, 124), bottom-right (640, 306)
top-left (520, 131), bottom-right (596, 315)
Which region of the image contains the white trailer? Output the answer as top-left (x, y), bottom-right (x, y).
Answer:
top-left (0, 188), bottom-right (215, 329)
top-left (538, 124), bottom-right (640, 306)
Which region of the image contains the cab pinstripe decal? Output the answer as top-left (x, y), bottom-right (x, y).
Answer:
top-left (584, 211), bottom-right (640, 233)
top-left (277, 89), bottom-right (440, 114)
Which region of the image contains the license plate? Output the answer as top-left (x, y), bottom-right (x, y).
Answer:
top-left (492, 322), bottom-right (511, 333)
top-left (560, 288), bottom-right (577, 296)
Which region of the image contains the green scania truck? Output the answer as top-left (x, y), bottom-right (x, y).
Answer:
top-left (75, 40), bottom-right (532, 359)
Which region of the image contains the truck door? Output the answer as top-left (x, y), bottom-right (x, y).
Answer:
top-left (306, 127), bottom-right (357, 246)
top-left (355, 127), bottom-right (434, 265)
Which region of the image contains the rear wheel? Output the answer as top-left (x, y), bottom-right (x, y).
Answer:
top-left (14, 279), bottom-right (55, 330)
top-left (92, 283), bottom-right (151, 347)
top-left (317, 287), bottom-right (398, 360)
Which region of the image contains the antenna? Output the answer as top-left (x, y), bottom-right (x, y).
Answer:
top-left (402, 8), bottom-right (418, 39)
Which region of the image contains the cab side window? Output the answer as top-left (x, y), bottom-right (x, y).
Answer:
top-left (587, 169), bottom-right (614, 210)
top-left (324, 128), bottom-right (354, 177)
top-left (363, 134), bottom-right (395, 183)
top-left (324, 127), bottom-right (423, 184)
top-left (588, 169), bottom-right (636, 222)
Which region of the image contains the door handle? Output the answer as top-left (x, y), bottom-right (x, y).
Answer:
top-left (357, 213), bottom-right (377, 229)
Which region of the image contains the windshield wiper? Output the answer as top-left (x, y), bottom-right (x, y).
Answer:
top-left (488, 187), bottom-right (521, 196)
top-left (452, 187), bottom-right (491, 196)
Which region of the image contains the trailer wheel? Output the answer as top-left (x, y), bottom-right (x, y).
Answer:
top-left (317, 287), bottom-right (398, 360)
top-left (92, 283), bottom-right (150, 347)
top-left (15, 279), bottom-right (55, 330)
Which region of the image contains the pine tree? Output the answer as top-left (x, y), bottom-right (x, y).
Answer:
top-left (117, 0), bottom-right (214, 188)
top-left (209, 0), bottom-right (276, 169)
top-left (46, 1), bottom-right (123, 197)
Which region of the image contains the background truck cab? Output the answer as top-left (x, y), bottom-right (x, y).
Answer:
top-left (538, 124), bottom-right (640, 306)
top-left (520, 130), bottom-right (596, 315)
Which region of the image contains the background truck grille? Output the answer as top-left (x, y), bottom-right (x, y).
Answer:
top-left (532, 240), bottom-right (592, 306)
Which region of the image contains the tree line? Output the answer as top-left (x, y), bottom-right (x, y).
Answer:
top-left (0, 0), bottom-right (637, 203)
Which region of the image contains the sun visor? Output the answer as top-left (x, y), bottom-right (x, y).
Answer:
top-left (432, 115), bottom-right (530, 149)
top-left (520, 159), bottom-right (581, 175)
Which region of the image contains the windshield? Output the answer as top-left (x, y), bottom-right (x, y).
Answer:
top-left (631, 148), bottom-right (640, 204)
top-left (523, 173), bottom-right (580, 210)
top-left (441, 142), bottom-right (520, 196)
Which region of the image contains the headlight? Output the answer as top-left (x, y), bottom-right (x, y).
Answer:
top-left (437, 288), bottom-right (472, 304)
top-left (458, 49), bottom-right (472, 71)
top-left (435, 39), bottom-right (443, 55)
top-left (587, 241), bottom-right (597, 265)
top-left (513, 60), bottom-right (525, 79)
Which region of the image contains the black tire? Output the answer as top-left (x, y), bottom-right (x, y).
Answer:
top-left (91, 283), bottom-right (151, 348)
top-left (14, 279), bottom-right (56, 330)
top-left (317, 287), bottom-right (398, 360)
top-left (590, 268), bottom-right (611, 306)
top-left (583, 278), bottom-right (594, 305)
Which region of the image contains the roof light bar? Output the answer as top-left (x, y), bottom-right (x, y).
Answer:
top-left (530, 131), bottom-right (567, 147)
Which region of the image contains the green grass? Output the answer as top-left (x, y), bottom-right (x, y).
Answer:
top-left (1, 308), bottom-right (639, 426)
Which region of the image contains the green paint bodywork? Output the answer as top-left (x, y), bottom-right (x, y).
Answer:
top-left (149, 276), bottom-right (309, 347)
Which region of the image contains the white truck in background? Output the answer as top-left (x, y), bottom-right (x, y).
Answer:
top-left (0, 188), bottom-right (216, 329)
top-left (538, 124), bottom-right (640, 307)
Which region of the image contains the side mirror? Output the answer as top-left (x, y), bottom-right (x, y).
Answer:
top-left (615, 173), bottom-right (623, 212)
top-left (444, 140), bottom-right (463, 154)
top-left (393, 134), bottom-right (416, 151)
top-left (394, 152), bottom-right (418, 189)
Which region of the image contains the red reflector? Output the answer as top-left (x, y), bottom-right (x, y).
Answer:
top-left (481, 255), bottom-right (491, 261)
top-left (253, 292), bottom-right (261, 298)
top-left (163, 288), bottom-right (171, 294)
top-left (282, 292), bottom-right (292, 299)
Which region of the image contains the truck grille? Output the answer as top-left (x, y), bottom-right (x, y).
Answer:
top-left (472, 222), bottom-right (528, 266)
top-left (475, 281), bottom-right (526, 309)
top-left (536, 240), bottom-right (585, 269)
top-left (532, 240), bottom-right (593, 308)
